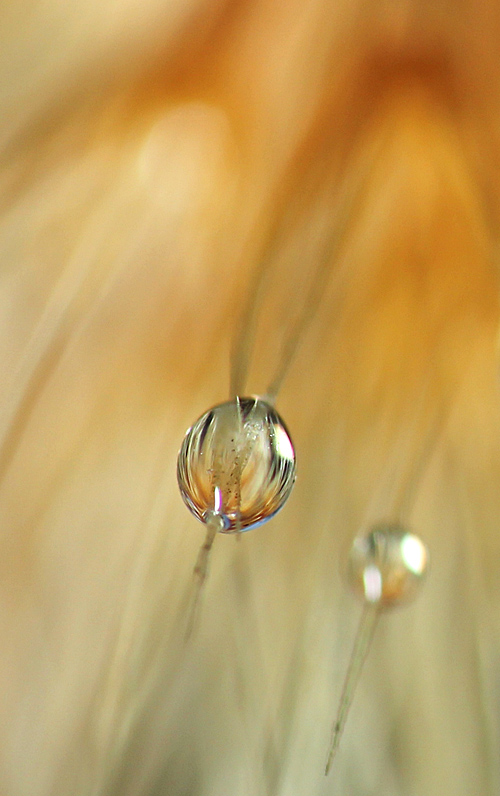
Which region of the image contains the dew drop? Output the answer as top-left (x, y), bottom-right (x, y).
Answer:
top-left (177, 396), bottom-right (296, 533)
top-left (347, 523), bottom-right (429, 608)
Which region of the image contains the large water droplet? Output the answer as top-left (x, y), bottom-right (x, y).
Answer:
top-left (177, 396), bottom-right (296, 532)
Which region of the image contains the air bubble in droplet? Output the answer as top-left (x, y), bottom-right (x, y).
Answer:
top-left (177, 396), bottom-right (296, 532)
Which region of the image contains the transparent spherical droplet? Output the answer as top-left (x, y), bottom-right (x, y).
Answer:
top-left (347, 523), bottom-right (429, 607)
top-left (177, 396), bottom-right (296, 533)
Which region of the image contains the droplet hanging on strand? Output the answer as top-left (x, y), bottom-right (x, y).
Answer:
top-left (177, 396), bottom-right (296, 635)
top-left (178, 396), bottom-right (296, 530)
top-left (348, 523), bottom-right (429, 607)
top-left (325, 523), bottom-right (429, 774)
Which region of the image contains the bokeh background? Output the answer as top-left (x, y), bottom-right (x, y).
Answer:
top-left (1, 1), bottom-right (500, 793)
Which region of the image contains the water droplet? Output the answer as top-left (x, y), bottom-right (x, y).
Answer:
top-left (347, 523), bottom-right (429, 607)
top-left (177, 396), bottom-right (296, 533)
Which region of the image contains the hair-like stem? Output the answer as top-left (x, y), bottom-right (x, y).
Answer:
top-left (231, 144), bottom-right (379, 404)
top-left (325, 601), bottom-right (380, 775)
top-left (185, 513), bottom-right (227, 640)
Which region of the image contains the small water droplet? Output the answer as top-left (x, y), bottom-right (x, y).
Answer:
top-left (348, 523), bottom-right (429, 607)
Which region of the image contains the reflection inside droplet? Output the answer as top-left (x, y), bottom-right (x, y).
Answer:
top-left (274, 424), bottom-right (295, 461)
top-left (363, 564), bottom-right (383, 602)
top-left (401, 532), bottom-right (428, 575)
top-left (213, 485), bottom-right (223, 513)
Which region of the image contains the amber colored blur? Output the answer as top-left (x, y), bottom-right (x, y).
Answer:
top-left (0, 1), bottom-right (500, 794)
